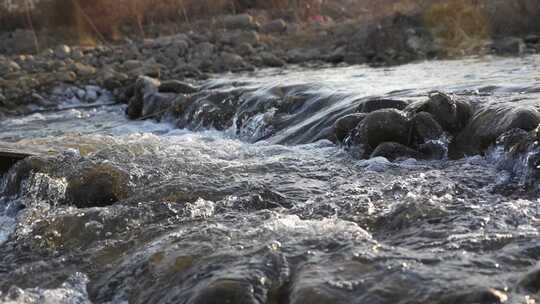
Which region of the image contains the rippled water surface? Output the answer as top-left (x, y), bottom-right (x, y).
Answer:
top-left (1, 56), bottom-right (540, 303)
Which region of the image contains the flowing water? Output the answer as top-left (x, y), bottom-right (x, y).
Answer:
top-left (1, 55), bottom-right (540, 303)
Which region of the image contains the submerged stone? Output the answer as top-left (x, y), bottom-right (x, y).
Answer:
top-left (349, 109), bottom-right (410, 157)
top-left (65, 164), bottom-right (129, 208)
top-left (410, 111), bottom-right (444, 144)
top-left (370, 142), bottom-right (421, 161)
top-left (450, 106), bottom-right (540, 158)
top-left (159, 80), bottom-right (198, 94)
top-left (334, 113), bottom-right (367, 142)
top-left (127, 76), bottom-right (161, 119)
top-left (189, 280), bottom-right (259, 304)
top-left (407, 92), bottom-right (471, 134)
top-left (357, 98), bottom-right (408, 113)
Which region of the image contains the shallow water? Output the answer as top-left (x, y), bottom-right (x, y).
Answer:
top-left (1, 56), bottom-right (540, 303)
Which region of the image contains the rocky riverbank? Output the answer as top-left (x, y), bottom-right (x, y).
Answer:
top-left (2, 10), bottom-right (540, 117)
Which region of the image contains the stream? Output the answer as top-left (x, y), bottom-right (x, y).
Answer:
top-left (1, 55), bottom-right (540, 303)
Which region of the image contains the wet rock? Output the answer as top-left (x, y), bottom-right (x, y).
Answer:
top-left (123, 60), bottom-right (143, 71)
top-left (56, 71), bottom-right (77, 83)
top-left (224, 31), bottom-right (260, 46)
top-left (164, 39), bottom-right (190, 58)
top-left (127, 76), bottom-right (161, 119)
top-left (261, 19), bottom-right (287, 34)
top-left (159, 80), bottom-right (198, 94)
top-left (350, 109), bottom-right (410, 157)
top-left (450, 106), bottom-right (540, 158)
top-left (519, 266), bottom-right (540, 293)
top-left (334, 113), bottom-right (367, 142)
top-left (370, 142), bottom-right (421, 161)
top-left (236, 43), bottom-right (256, 56)
top-left (3, 60), bottom-right (21, 73)
top-left (142, 92), bottom-right (176, 118)
top-left (358, 98), bottom-right (408, 113)
top-left (193, 42), bottom-right (215, 60)
top-left (3, 157), bottom-right (52, 196)
top-left (189, 280), bottom-right (258, 304)
top-left (54, 45), bottom-right (72, 59)
top-left (72, 62), bottom-right (96, 77)
top-left (418, 141), bottom-right (447, 160)
top-left (496, 128), bottom-right (529, 150)
top-left (65, 164), bottom-right (129, 208)
top-left (126, 62), bottom-right (161, 78)
top-left (525, 35), bottom-right (540, 44)
top-left (260, 52), bottom-right (285, 67)
top-left (492, 37), bottom-right (526, 55)
top-left (221, 14), bottom-right (258, 30)
top-left (407, 92), bottom-right (472, 134)
top-left (494, 128), bottom-right (540, 185)
top-left (71, 49), bottom-right (85, 60)
top-left (410, 112), bottom-right (444, 144)
top-left (440, 288), bottom-right (508, 304)
top-left (218, 52), bottom-right (246, 70)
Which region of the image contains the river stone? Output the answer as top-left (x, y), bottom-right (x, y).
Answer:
top-left (128, 76), bottom-right (161, 119)
top-left (3, 157), bottom-right (51, 196)
top-left (65, 164), bottom-right (129, 208)
top-left (418, 141), bottom-right (447, 160)
top-left (142, 92), bottom-right (176, 118)
top-left (219, 52), bottom-right (246, 69)
top-left (370, 142), bottom-right (421, 161)
top-left (450, 106), bottom-right (540, 158)
top-left (495, 128), bottom-right (540, 185)
top-left (407, 92), bottom-right (472, 134)
top-left (159, 80), bottom-right (198, 94)
top-left (54, 45), bottom-right (72, 59)
top-left (358, 99), bottom-right (408, 113)
top-left (492, 37), bottom-right (526, 55)
top-left (439, 288), bottom-right (508, 304)
top-left (334, 113), bottom-right (367, 142)
top-left (496, 128), bottom-right (530, 151)
top-left (193, 42), bottom-right (215, 60)
top-left (72, 62), bottom-right (96, 76)
top-left (260, 52), bottom-right (285, 67)
top-left (261, 19), bottom-right (287, 34)
top-left (56, 71), bottom-right (77, 83)
top-left (221, 14), bottom-right (257, 30)
top-left (236, 43), bottom-right (255, 56)
top-left (189, 279), bottom-right (258, 304)
top-left (519, 266), bottom-right (540, 293)
top-left (410, 112), bottom-right (444, 144)
top-left (350, 109), bottom-right (410, 155)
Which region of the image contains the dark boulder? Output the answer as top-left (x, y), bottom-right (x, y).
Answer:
top-left (127, 76), bottom-right (160, 119)
top-left (65, 164), bottom-right (130, 208)
top-left (370, 142), bottom-right (422, 161)
top-left (406, 92), bottom-right (472, 134)
top-left (349, 109), bottom-right (410, 157)
top-left (141, 92), bottom-right (176, 118)
top-left (496, 128), bottom-right (530, 152)
top-left (410, 111), bottom-right (444, 145)
top-left (2, 157), bottom-right (51, 196)
top-left (519, 266), bottom-right (540, 293)
top-left (333, 113), bottom-right (367, 142)
top-left (491, 37), bottom-right (526, 55)
top-left (450, 106), bottom-right (540, 158)
top-left (494, 128), bottom-right (540, 185)
top-left (159, 80), bottom-right (198, 94)
top-left (189, 280), bottom-right (258, 304)
top-left (358, 99), bottom-right (408, 113)
top-left (418, 141), bottom-right (447, 160)
top-left (439, 288), bottom-right (508, 304)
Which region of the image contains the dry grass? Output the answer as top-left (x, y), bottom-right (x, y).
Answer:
top-left (0, 0), bottom-right (538, 46)
top-left (422, 0), bottom-right (490, 53)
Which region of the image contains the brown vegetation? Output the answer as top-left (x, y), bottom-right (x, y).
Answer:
top-left (0, 0), bottom-right (538, 44)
